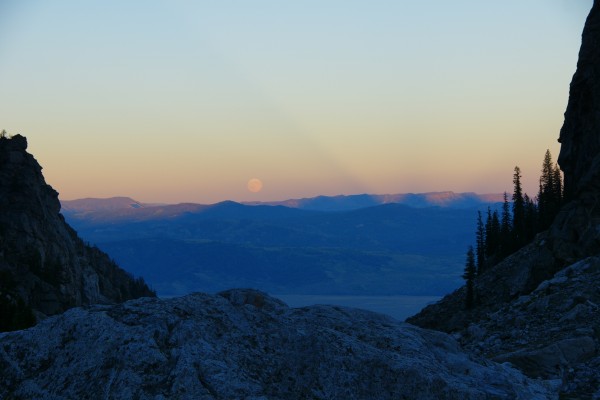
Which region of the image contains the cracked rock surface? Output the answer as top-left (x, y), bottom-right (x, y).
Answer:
top-left (456, 257), bottom-right (600, 399)
top-left (0, 289), bottom-right (555, 400)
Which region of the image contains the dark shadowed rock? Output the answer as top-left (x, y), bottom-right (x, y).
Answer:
top-left (409, 0), bottom-right (600, 329)
top-left (558, 0), bottom-right (600, 200)
top-left (463, 257), bottom-right (600, 397)
top-left (0, 135), bottom-right (154, 330)
top-left (406, 231), bottom-right (559, 330)
top-left (409, 3), bottom-right (600, 398)
top-left (408, 242), bottom-right (600, 398)
top-left (0, 289), bottom-right (556, 400)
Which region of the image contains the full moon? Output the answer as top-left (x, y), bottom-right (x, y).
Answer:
top-left (247, 178), bottom-right (263, 193)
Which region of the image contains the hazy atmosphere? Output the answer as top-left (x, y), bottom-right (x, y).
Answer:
top-left (0, 1), bottom-right (592, 203)
top-left (2, 2), bottom-right (600, 396)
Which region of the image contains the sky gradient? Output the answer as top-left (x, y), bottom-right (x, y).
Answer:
top-left (0, 1), bottom-right (593, 204)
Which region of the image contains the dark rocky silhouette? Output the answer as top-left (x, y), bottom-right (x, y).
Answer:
top-left (0, 135), bottom-right (154, 331)
top-left (409, 2), bottom-right (600, 397)
top-left (558, 0), bottom-right (600, 200)
top-left (553, 0), bottom-right (600, 265)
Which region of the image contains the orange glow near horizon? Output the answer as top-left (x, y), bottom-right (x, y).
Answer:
top-left (0, 1), bottom-right (589, 204)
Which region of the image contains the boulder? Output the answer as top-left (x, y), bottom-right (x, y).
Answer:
top-left (0, 290), bottom-right (555, 400)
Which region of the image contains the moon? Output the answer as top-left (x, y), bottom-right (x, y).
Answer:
top-left (247, 178), bottom-right (263, 193)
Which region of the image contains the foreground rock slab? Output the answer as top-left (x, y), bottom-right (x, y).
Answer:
top-left (457, 257), bottom-right (600, 398)
top-left (0, 289), bottom-right (554, 400)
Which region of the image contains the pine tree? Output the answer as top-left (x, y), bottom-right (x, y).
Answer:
top-left (523, 193), bottom-right (538, 242)
top-left (552, 164), bottom-right (563, 208)
top-left (537, 150), bottom-right (552, 229)
top-left (485, 208), bottom-right (501, 258)
top-left (537, 150), bottom-right (562, 230)
top-left (512, 166), bottom-right (525, 248)
top-left (500, 192), bottom-right (512, 256)
top-left (492, 210), bottom-right (500, 239)
top-left (463, 246), bottom-right (476, 310)
top-left (475, 211), bottom-right (486, 274)
top-left (485, 207), bottom-right (493, 257)
top-left (468, 155), bottom-right (558, 273)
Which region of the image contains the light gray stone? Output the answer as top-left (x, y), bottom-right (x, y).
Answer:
top-left (0, 290), bottom-right (556, 400)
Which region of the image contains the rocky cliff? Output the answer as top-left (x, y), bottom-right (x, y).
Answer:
top-left (0, 289), bottom-right (555, 399)
top-left (0, 134), bottom-right (154, 331)
top-left (558, 0), bottom-right (600, 201)
top-left (408, 2), bottom-right (600, 398)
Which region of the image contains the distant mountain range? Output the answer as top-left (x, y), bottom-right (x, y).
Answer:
top-left (60, 192), bottom-right (503, 298)
top-left (245, 191), bottom-right (505, 211)
top-left (61, 196), bottom-right (144, 211)
top-left (61, 191), bottom-right (504, 216)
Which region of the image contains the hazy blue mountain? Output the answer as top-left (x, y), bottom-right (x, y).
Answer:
top-left (247, 191), bottom-right (504, 211)
top-left (62, 191), bottom-right (504, 216)
top-left (62, 198), bottom-right (316, 226)
top-left (61, 196), bottom-right (144, 212)
top-left (61, 195), bottom-right (501, 298)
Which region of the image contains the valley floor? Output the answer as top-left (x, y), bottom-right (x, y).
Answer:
top-left (273, 294), bottom-right (441, 321)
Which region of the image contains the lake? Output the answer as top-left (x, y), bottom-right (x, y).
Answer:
top-left (273, 294), bottom-right (441, 321)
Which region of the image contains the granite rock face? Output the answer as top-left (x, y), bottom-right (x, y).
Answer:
top-left (458, 257), bottom-right (600, 398)
top-left (0, 135), bottom-right (154, 328)
top-left (558, 0), bottom-right (600, 200)
top-left (0, 289), bottom-right (555, 400)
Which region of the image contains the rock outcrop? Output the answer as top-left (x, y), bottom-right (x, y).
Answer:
top-left (558, 0), bottom-right (600, 200)
top-left (457, 257), bottom-right (600, 398)
top-left (0, 135), bottom-right (154, 331)
top-left (408, 2), bottom-right (600, 398)
top-left (0, 289), bottom-right (555, 400)
top-left (553, 0), bottom-right (600, 266)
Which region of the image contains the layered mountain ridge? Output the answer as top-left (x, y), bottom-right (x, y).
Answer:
top-left (248, 191), bottom-right (504, 211)
top-left (61, 199), bottom-right (484, 298)
top-left (61, 191), bottom-right (504, 218)
top-left (59, 191), bottom-right (504, 300)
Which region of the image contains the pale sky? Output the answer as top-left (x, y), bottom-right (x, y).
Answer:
top-left (0, 1), bottom-right (593, 204)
